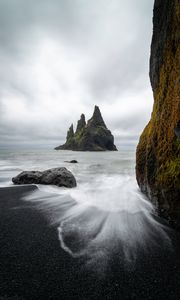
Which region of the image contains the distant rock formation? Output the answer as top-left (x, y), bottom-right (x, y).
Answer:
top-left (55, 106), bottom-right (117, 151)
top-left (12, 168), bottom-right (76, 188)
top-left (136, 0), bottom-right (180, 227)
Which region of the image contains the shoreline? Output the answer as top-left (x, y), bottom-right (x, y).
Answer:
top-left (1, 185), bottom-right (180, 299)
top-left (0, 185), bottom-right (79, 300)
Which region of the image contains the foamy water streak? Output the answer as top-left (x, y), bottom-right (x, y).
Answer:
top-left (25, 173), bottom-right (172, 272)
top-left (0, 149), bottom-right (172, 272)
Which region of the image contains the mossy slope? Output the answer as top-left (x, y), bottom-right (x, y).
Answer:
top-left (136, 0), bottom-right (180, 226)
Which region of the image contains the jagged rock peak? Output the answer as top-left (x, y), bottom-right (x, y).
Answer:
top-left (76, 114), bottom-right (86, 133)
top-left (55, 105), bottom-right (117, 151)
top-left (66, 124), bottom-right (74, 140)
top-left (88, 105), bottom-right (107, 128)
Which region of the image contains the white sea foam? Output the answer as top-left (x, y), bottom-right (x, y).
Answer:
top-left (25, 172), bottom-right (172, 273)
top-left (0, 149), bottom-right (172, 273)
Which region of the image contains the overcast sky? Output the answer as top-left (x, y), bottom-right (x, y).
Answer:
top-left (0, 0), bottom-right (154, 149)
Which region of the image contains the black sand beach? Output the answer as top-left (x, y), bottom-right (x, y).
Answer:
top-left (0, 186), bottom-right (98, 300)
top-left (0, 186), bottom-right (180, 300)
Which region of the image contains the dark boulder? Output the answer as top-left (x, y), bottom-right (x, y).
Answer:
top-left (64, 160), bottom-right (78, 163)
top-left (12, 167), bottom-right (77, 188)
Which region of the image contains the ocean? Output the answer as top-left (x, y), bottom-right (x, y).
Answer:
top-left (0, 148), bottom-right (136, 189)
top-left (0, 149), bottom-right (172, 261)
top-left (0, 149), bottom-right (180, 299)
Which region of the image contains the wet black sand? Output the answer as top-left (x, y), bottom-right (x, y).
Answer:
top-left (0, 186), bottom-right (180, 300)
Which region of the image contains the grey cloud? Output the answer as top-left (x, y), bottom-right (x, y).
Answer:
top-left (0, 0), bottom-right (154, 149)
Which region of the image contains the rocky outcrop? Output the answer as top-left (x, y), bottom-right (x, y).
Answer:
top-left (55, 106), bottom-right (117, 151)
top-left (87, 105), bottom-right (107, 129)
top-left (136, 0), bottom-right (180, 227)
top-left (12, 167), bottom-right (77, 188)
top-left (76, 114), bottom-right (86, 134)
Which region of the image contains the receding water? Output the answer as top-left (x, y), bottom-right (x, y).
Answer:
top-left (0, 149), bottom-right (173, 275)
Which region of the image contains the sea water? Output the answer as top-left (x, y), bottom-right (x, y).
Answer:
top-left (0, 149), bottom-right (172, 272)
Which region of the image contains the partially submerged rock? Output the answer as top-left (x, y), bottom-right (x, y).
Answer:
top-left (64, 160), bottom-right (78, 163)
top-left (12, 167), bottom-right (77, 188)
top-left (55, 105), bottom-right (117, 151)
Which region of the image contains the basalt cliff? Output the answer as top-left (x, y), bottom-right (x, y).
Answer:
top-left (136, 0), bottom-right (180, 227)
top-left (55, 106), bottom-right (117, 151)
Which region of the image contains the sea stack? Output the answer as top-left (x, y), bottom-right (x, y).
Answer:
top-left (55, 106), bottom-right (117, 151)
top-left (136, 0), bottom-right (180, 226)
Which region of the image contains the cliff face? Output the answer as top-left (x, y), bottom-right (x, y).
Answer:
top-left (55, 106), bottom-right (117, 151)
top-left (136, 0), bottom-right (180, 226)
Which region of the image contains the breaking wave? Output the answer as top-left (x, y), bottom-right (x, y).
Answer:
top-left (24, 173), bottom-right (172, 274)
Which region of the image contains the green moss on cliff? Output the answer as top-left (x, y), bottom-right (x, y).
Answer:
top-left (96, 126), bottom-right (109, 137)
top-left (157, 138), bottom-right (180, 189)
top-left (136, 0), bottom-right (180, 224)
top-left (136, 44), bottom-right (180, 192)
top-left (73, 127), bottom-right (87, 148)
